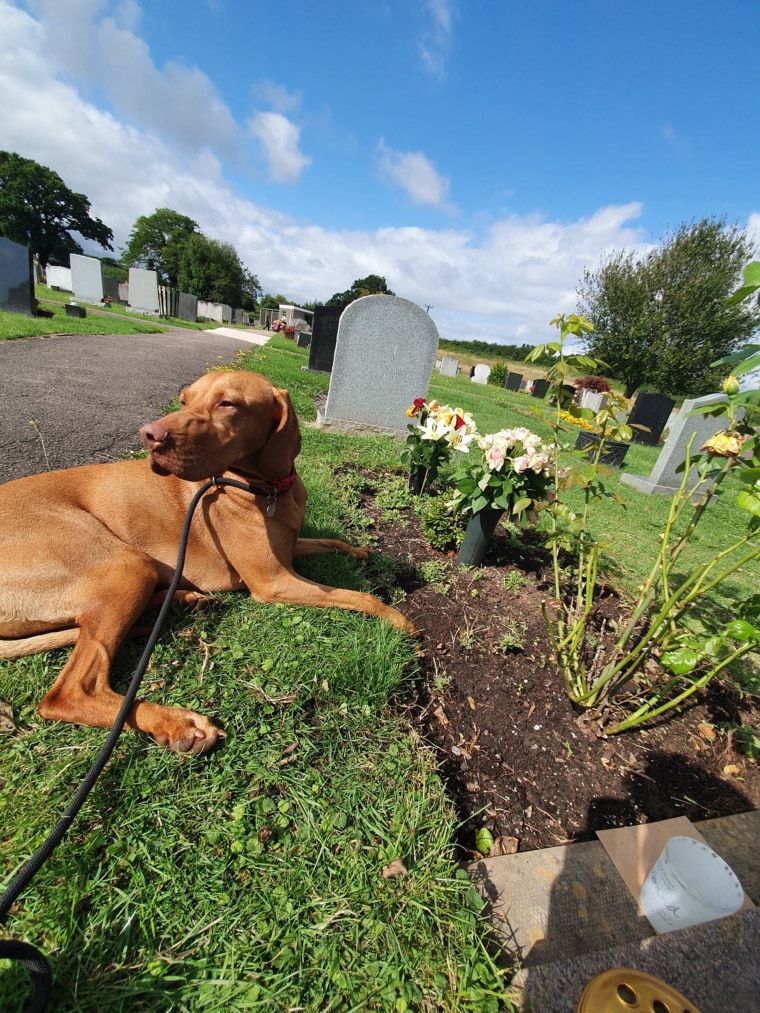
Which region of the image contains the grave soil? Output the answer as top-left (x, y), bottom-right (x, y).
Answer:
top-left (359, 473), bottom-right (760, 857)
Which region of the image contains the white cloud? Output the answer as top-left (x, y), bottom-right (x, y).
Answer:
top-left (247, 112), bottom-right (312, 184)
top-left (377, 140), bottom-right (454, 211)
top-left (419, 0), bottom-right (455, 77)
top-left (251, 79), bottom-right (302, 115)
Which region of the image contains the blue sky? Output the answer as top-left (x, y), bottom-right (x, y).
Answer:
top-left (2, 0), bottom-right (758, 346)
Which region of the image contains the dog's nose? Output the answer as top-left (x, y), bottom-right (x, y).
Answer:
top-left (140, 423), bottom-right (170, 450)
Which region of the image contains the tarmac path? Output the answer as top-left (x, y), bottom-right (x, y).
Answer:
top-left (0, 327), bottom-right (269, 484)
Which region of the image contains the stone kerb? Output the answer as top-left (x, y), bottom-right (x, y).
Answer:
top-left (127, 267), bottom-right (159, 314)
top-left (621, 393), bottom-right (738, 496)
top-left (70, 253), bottom-right (104, 304)
top-left (318, 295), bottom-right (439, 435)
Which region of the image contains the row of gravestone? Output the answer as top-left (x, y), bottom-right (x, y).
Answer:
top-left (0, 237), bottom-right (250, 324)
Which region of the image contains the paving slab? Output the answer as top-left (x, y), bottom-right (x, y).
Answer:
top-left (468, 811), bottom-right (760, 1011)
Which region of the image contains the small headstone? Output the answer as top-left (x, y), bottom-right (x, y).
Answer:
top-left (531, 378), bottom-right (550, 398)
top-left (64, 302), bottom-right (86, 318)
top-left (46, 265), bottom-right (72, 291)
top-left (177, 292), bottom-right (198, 322)
top-left (440, 355), bottom-right (460, 377)
top-left (506, 372), bottom-right (522, 392)
top-left (621, 393), bottom-right (739, 496)
top-left (307, 303), bottom-right (345, 372)
top-left (0, 237), bottom-right (34, 315)
top-left (627, 392), bottom-right (676, 445)
top-left (318, 295), bottom-right (438, 435)
top-left (580, 391), bottom-right (608, 413)
top-left (233, 309), bottom-right (248, 325)
top-left (102, 276), bottom-right (120, 303)
top-left (472, 363), bottom-right (491, 385)
top-left (296, 332), bottom-right (311, 348)
top-left (128, 267), bottom-right (159, 314)
top-left (70, 253), bottom-right (104, 303)
top-left (118, 282), bottom-right (129, 303)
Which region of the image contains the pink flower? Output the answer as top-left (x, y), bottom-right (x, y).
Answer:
top-left (513, 454), bottom-right (532, 473)
top-left (486, 445), bottom-right (507, 471)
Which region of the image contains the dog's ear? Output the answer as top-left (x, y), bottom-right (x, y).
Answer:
top-left (257, 387), bottom-right (302, 480)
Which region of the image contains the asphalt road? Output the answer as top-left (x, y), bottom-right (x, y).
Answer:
top-left (0, 327), bottom-right (268, 484)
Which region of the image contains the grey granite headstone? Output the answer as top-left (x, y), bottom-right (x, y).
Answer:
top-left (579, 390), bottom-right (608, 413)
top-left (440, 355), bottom-right (459, 377)
top-left (621, 393), bottom-right (738, 496)
top-left (318, 295), bottom-right (439, 435)
top-left (118, 282), bottom-right (129, 303)
top-left (70, 253), bottom-right (104, 303)
top-left (506, 372), bottom-right (523, 392)
top-left (307, 303), bottom-right (346, 372)
top-left (46, 265), bottom-right (72, 291)
top-left (128, 267), bottom-right (159, 314)
top-left (472, 363), bottom-right (491, 385)
top-left (628, 392), bottom-right (676, 445)
top-left (0, 236), bottom-right (34, 315)
top-left (177, 292), bottom-right (198, 322)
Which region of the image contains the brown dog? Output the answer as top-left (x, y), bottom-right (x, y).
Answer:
top-left (0, 370), bottom-right (413, 753)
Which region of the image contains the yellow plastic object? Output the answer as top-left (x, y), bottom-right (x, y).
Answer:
top-left (576, 968), bottom-right (701, 1013)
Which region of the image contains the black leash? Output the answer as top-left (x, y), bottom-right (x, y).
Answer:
top-left (0, 476), bottom-right (258, 1011)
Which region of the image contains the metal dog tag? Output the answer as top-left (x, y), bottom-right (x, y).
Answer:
top-left (266, 496), bottom-right (277, 517)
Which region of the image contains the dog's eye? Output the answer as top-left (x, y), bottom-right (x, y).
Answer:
top-left (217, 400), bottom-right (238, 409)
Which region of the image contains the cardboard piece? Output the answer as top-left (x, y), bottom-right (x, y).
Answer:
top-left (597, 817), bottom-right (754, 932)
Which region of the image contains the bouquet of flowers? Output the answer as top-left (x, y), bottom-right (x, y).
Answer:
top-left (401, 398), bottom-right (477, 494)
top-left (449, 426), bottom-right (554, 522)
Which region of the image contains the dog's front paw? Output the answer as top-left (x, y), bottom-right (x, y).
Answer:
top-left (155, 709), bottom-right (226, 754)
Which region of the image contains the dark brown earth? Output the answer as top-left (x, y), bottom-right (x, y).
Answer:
top-left (357, 472), bottom-right (760, 857)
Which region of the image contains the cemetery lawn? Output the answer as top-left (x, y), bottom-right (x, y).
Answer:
top-left (1, 336), bottom-right (758, 1011)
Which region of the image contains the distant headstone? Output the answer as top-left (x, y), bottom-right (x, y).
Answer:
top-left (621, 393), bottom-right (739, 496)
top-left (296, 332), bottom-right (311, 348)
top-left (307, 303), bottom-right (345, 372)
top-left (531, 378), bottom-right (550, 398)
top-left (158, 286), bottom-right (179, 318)
top-left (70, 253), bottom-right (104, 303)
top-left (505, 372), bottom-right (523, 392)
top-left (0, 236), bottom-right (34, 315)
top-left (102, 276), bottom-right (120, 303)
top-left (472, 363), bottom-right (491, 385)
top-left (627, 392), bottom-right (675, 445)
top-left (580, 391), bottom-right (608, 413)
top-left (197, 300), bottom-right (231, 323)
top-left (128, 268), bottom-right (159, 314)
top-left (177, 292), bottom-right (198, 322)
top-left (46, 265), bottom-right (72, 291)
top-left (440, 355), bottom-right (459, 377)
top-left (118, 282), bottom-right (129, 302)
top-left (233, 309), bottom-right (249, 325)
top-left (318, 295), bottom-right (438, 435)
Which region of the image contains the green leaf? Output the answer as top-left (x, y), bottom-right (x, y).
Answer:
top-left (724, 620), bottom-right (759, 643)
top-left (736, 489), bottom-right (760, 516)
top-left (660, 647), bottom-right (700, 675)
top-left (546, 342), bottom-right (561, 354)
top-left (511, 496), bottom-right (531, 514)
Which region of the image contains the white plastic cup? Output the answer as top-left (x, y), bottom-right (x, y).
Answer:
top-left (639, 835), bottom-right (744, 933)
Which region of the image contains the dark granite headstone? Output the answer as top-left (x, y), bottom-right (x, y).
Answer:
top-left (627, 392), bottom-right (676, 445)
top-left (0, 236), bottom-right (34, 316)
top-left (506, 372), bottom-right (523, 392)
top-left (102, 276), bottom-right (120, 302)
top-left (531, 378), bottom-right (550, 399)
top-left (177, 292), bottom-right (198, 322)
top-left (308, 304), bottom-right (346, 372)
top-left (64, 303), bottom-right (86, 318)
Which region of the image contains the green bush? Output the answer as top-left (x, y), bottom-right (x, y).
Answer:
top-left (488, 363), bottom-right (509, 387)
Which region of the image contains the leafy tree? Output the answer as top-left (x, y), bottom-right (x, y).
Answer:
top-left (177, 233), bottom-right (261, 308)
top-left (577, 218), bottom-right (759, 397)
top-left (0, 150), bottom-right (113, 267)
top-left (259, 293), bottom-right (288, 309)
top-left (122, 208), bottom-right (200, 287)
top-left (327, 273), bottom-right (394, 306)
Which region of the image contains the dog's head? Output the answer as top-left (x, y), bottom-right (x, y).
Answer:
top-left (139, 371), bottom-right (301, 482)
